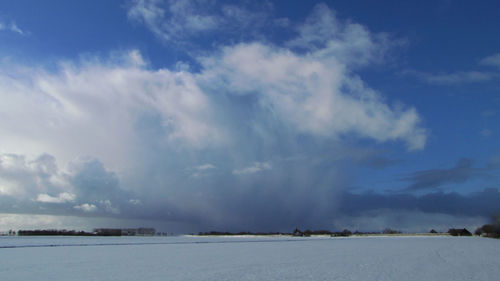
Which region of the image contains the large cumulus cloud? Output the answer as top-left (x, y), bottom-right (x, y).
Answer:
top-left (0, 3), bottom-right (432, 232)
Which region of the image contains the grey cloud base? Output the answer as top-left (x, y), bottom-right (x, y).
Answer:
top-left (2, 151), bottom-right (499, 232)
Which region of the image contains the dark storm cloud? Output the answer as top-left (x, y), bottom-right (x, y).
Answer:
top-left (2, 151), bottom-right (499, 232)
top-left (339, 188), bottom-right (500, 217)
top-left (121, 152), bottom-right (352, 232)
top-left (69, 158), bottom-right (126, 204)
top-left (117, 186), bottom-right (500, 232)
top-left (403, 158), bottom-right (487, 190)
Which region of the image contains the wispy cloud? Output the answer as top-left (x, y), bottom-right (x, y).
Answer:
top-left (127, 0), bottom-right (280, 46)
top-left (233, 162), bottom-right (272, 175)
top-left (286, 3), bottom-right (394, 67)
top-left (190, 163), bottom-right (216, 178)
top-left (406, 69), bottom-right (499, 84)
top-left (407, 53), bottom-right (500, 84)
top-left (128, 0), bottom-right (218, 43)
top-left (36, 192), bottom-right (76, 203)
top-left (480, 53), bottom-right (500, 68)
top-left (0, 21), bottom-right (25, 35)
top-left (195, 164), bottom-right (216, 171)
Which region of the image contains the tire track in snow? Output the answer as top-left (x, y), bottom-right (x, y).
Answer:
top-left (0, 237), bottom-right (332, 249)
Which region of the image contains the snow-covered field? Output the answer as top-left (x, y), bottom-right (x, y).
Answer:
top-left (1, 235), bottom-right (499, 280)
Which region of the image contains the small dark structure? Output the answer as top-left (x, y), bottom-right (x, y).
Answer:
top-left (429, 229), bottom-right (438, 234)
top-left (292, 228), bottom-right (304, 237)
top-left (382, 228), bottom-right (402, 234)
top-left (340, 229), bottom-right (352, 236)
top-left (448, 228), bottom-right (472, 236)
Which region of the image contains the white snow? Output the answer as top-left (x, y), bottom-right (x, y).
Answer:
top-left (0, 236), bottom-right (499, 280)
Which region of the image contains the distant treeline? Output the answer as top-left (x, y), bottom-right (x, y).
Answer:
top-left (198, 231), bottom-right (284, 236)
top-left (196, 229), bottom-right (347, 236)
top-left (18, 229), bottom-right (96, 236)
top-left (198, 228), bottom-right (401, 237)
top-left (17, 228), bottom-right (157, 236)
top-left (198, 226), bottom-right (500, 239)
top-left (475, 223), bottom-right (500, 238)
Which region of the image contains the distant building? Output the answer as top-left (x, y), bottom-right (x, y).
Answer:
top-left (137, 228), bottom-right (155, 236)
top-left (292, 228), bottom-right (304, 237)
top-left (0, 230), bottom-right (16, 236)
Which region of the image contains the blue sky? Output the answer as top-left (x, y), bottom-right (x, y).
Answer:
top-left (0, 0), bottom-right (499, 233)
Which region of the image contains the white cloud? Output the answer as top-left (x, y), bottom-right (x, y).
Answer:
top-left (0, 5), bottom-right (427, 204)
top-left (201, 42), bottom-right (426, 150)
top-left (0, 3), bottom-right (430, 228)
top-left (126, 3), bottom-right (426, 149)
top-left (233, 162), bottom-right (272, 175)
top-left (190, 163), bottom-right (216, 178)
top-left (74, 203), bottom-right (98, 212)
top-left (36, 192), bottom-right (76, 203)
top-left (0, 153), bottom-right (70, 198)
top-left (0, 51), bottom-right (225, 171)
top-left (129, 198), bottom-right (142, 205)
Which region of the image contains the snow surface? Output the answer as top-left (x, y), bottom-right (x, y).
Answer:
top-left (1, 235), bottom-right (499, 280)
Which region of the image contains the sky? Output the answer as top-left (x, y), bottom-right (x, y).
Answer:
top-left (0, 0), bottom-right (499, 234)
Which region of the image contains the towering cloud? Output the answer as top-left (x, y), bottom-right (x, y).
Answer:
top-left (0, 3), bottom-right (430, 231)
